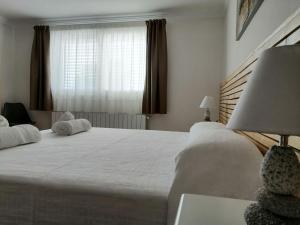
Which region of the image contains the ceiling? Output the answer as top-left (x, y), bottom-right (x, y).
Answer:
top-left (0, 0), bottom-right (227, 19)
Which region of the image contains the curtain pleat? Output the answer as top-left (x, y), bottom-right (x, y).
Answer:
top-left (142, 19), bottom-right (168, 114)
top-left (30, 26), bottom-right (53, 111)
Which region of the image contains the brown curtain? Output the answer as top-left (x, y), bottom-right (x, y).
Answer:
top-left (142, 19), bottom-right (168, 114)
top-left (30, 26), bottom-right (53, 111)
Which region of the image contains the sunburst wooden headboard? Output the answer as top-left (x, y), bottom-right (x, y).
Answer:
top-left (220, 9), bottom-right (300, 154)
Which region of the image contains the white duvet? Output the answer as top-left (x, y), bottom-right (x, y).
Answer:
top-left (0, 124), bottom-right (262, 225)
top-left (0, 128), bottom-right (187, 225)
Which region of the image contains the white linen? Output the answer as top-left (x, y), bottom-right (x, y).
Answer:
top-left (52, 119), bottom-right (92, 135)
top-left (168, 126), bottom-right (263, 225)
top-left (0, 115), bottom-right (9, 127)
top-left (0, 128), bottom-right (187, 225)
top-left (0, 125), bottom-right (41, 150)
top-left (50, 23), bottom-right (147, 114)
top-left (56, 111), bottom-right (75, 122)
top-left (190, 121), bottom-right (226, 132)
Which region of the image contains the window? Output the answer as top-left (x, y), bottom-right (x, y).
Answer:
top-left (63, 41), bottom-right (95, 90)
top-left (50, 23), bottom-right (146, 114)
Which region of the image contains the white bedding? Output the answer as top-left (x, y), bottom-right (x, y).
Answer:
top-left (168, 126), bottom-right (263, 225)
top-left (0, 124), bottom-right (263, 225)
top-left (0, 125), bottom-right (41, 150)
top-left (0, 128), bottom-right (188, 225)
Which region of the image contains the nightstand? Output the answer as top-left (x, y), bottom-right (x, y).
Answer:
top-left (174, 194), bottom-right (254, 225)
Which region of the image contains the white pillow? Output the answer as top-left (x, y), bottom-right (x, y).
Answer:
top-left (168, 125), bottom-right (262, 225)
top-left (190, 122), bottom-right (226, 132)
top-left (0, 115), bottom-right (9, 127)
top-left (189, 122), bottom-right (226, 143)
top-left (0, 125), bottom-right (41, 150)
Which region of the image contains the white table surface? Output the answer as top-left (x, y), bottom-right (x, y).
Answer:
top-left (174, 194), bottom-right (254, 225)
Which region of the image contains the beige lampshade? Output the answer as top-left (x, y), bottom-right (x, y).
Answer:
top-left (199, 96), bottom-right (216, 109)
top-left (227, 45), bottom-right (300, 136)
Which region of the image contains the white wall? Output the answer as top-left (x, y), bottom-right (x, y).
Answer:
top-left (149, 17), bottom-right (224, 131)
top-left (0, 17), bottom-right (15, 109)
top-left (224, 0), bottom-right (300, 77)
top-left (4, 16), bottom-right (225, 131)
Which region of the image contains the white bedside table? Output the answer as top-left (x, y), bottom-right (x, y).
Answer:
top-left (174, 194), bottom-right (254, 225)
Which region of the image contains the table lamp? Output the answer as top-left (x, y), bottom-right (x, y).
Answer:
top-left (227, 45), bottom-right (300, 225)
top-left (199, 96), bottom-right (216, 121)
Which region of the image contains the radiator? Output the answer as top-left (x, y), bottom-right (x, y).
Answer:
top-left (52, 112), bottom-right (147, 130)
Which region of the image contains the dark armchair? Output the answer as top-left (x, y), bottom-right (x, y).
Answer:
top-left (3, 103), bottom-right (35, 126)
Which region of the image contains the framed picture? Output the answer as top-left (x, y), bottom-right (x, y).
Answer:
top-left (236, 0), bottom-right (264, 40)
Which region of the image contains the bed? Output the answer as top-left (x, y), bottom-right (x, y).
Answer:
top-left (0, 124), bottom-right (264, 225)
top-left (0, 128), bottom-right (187, 225)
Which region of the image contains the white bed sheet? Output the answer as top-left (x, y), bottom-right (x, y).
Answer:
top-left (0, 128), bottom-right (188, 225)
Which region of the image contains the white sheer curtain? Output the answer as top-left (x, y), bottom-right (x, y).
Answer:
top-left (50, 23), bottom-right (146, 114)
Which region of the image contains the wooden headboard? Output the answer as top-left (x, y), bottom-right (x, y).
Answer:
top-left (220, 9), bottom-right (300, 154)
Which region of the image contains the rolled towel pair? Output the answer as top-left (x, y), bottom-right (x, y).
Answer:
top-left (52, 112), bottom-right (91, 136)
top-left (0, 115), bottom-right (9, 127)
top-left (52, 119), bottom-right (91, 136)
top-left (0, 125), bottom-right (41, 150)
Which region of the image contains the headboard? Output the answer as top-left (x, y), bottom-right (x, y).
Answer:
top-left (220, 9), bottom-right (300, 154)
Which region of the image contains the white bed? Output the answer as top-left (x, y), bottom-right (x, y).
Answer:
top-left (0, 128), bottom-right (188, 225)
top-left (0, 125), bottom-right (262, 225)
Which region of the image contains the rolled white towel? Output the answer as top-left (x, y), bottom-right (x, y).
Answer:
top-left (52, 112), bottom-right (76, 133)
top-left (0, 125), bottom-right (41, 150)
top-left (0, 115), bottom-right (9, 127)
top-left (52, 119), bottom-right (92, 136)
top-left (57, 111), bottom-right (75, 122)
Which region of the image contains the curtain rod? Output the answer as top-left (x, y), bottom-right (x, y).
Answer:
top-left (38, 12), bottom-right (167, 26)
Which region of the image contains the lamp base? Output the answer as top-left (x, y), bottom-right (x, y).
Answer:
top-left (244, 203), bottom-right (286, 225)
top-left (204, 116), bottom-right (211, 122)
top-left (204, 109), bottom-right (211, 122)
top-left (261, 146), bottom-right (300, 195)
top-left (244, 145), bottom-right (300, 225)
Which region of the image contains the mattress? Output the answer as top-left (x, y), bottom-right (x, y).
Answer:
top-left (0, 128), bottom-right (187, 225)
